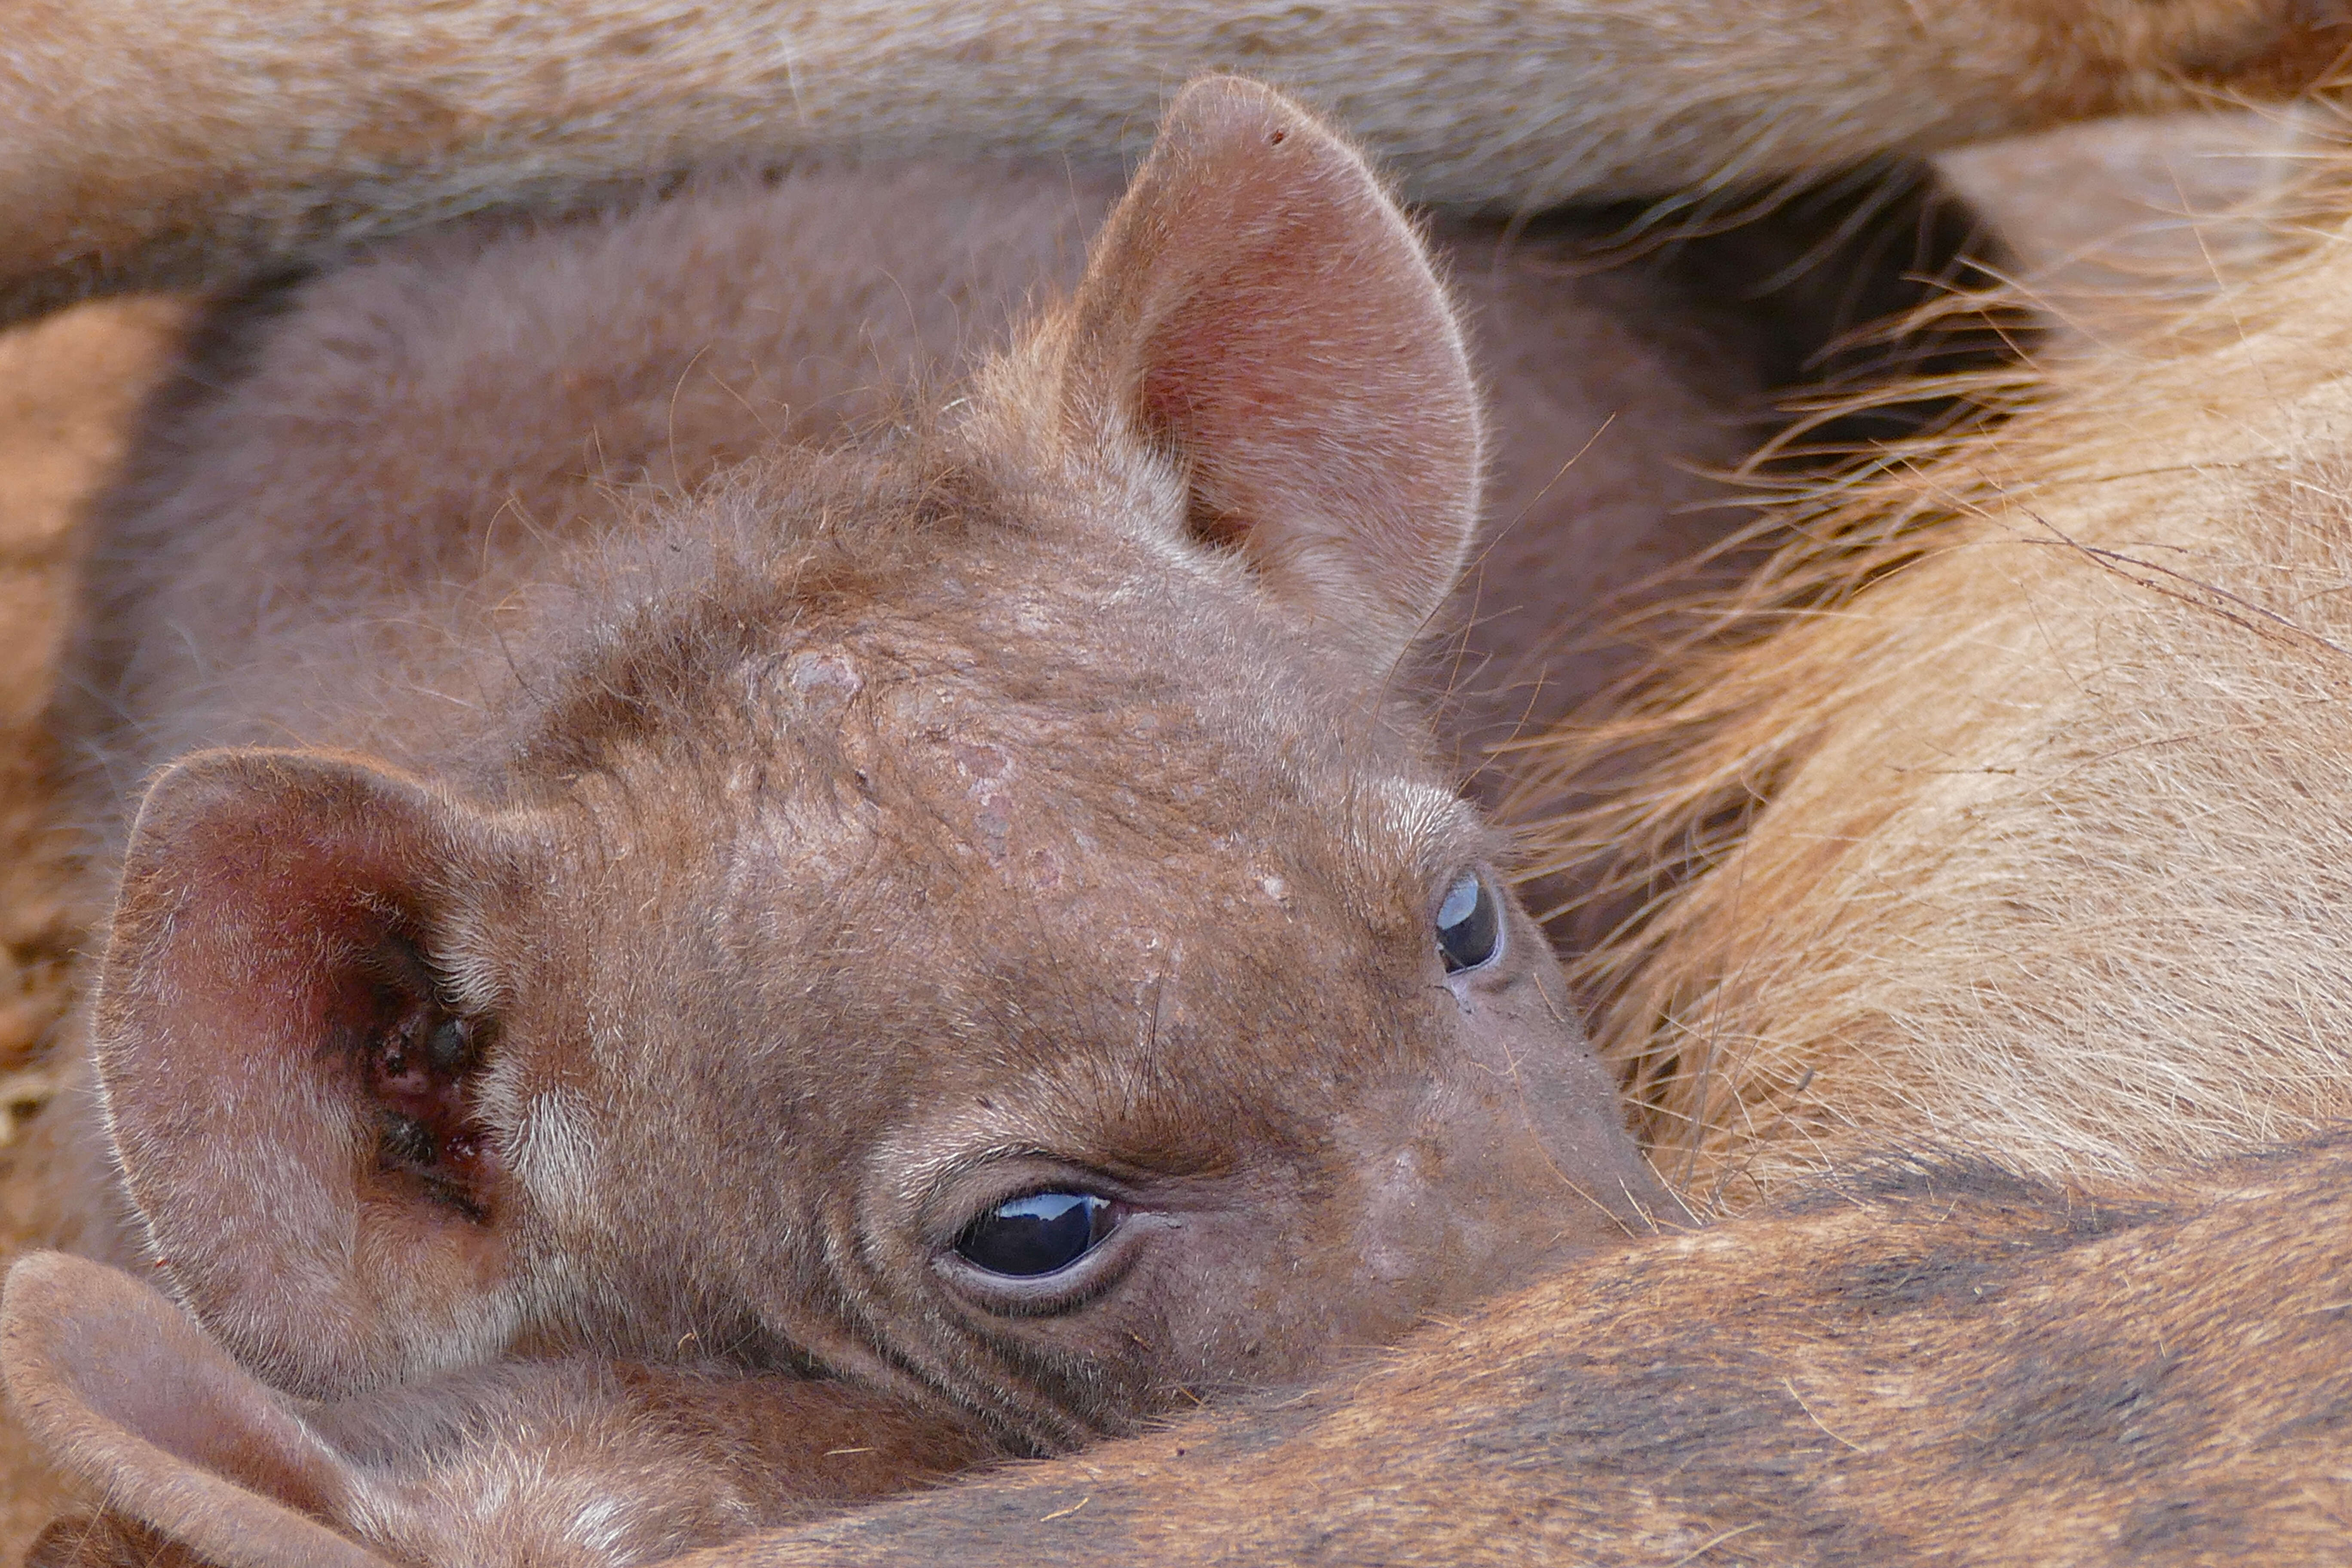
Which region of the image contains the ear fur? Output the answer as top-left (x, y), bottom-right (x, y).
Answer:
top-left (1046, 75), bottom-right (1483, 668)
top-left (3, 1253), bottom-right (390, 1568)
top-left (95, 747), bottom-right (537, 1399)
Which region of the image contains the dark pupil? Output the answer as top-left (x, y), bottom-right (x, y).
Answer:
top-left (1436, 873), bottom-right (1501, 973)
top-left (955, 1192), bottom-right (1117, 1278)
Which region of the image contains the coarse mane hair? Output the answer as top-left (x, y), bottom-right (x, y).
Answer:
top-left (1509, 137), bottom-right (2352, 1205)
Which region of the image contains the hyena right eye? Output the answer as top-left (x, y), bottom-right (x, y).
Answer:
top-left (1435, 871), bottom-right (1502, 974)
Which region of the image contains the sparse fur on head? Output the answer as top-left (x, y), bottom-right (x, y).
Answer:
top-left (20, 80), bottom-right (1684, 1560)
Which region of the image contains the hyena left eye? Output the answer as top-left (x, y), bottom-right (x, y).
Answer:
top-left (1436, 872), bottom-right (1502, 974)
top-left (954, 1191), bottom-right (1121, 1278)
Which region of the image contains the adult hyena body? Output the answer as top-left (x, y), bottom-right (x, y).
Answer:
top-left (1525, 143), bottom-right (2352, 1201)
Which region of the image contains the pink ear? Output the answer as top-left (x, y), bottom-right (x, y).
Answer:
top-left (1058, 74), bottom-right (1482, 666)
top-left (2, 1253), bottom-right (391, 1568)
top-left (95, 747), bottom-right (535, 1398)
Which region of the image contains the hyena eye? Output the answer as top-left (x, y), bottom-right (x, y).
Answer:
top-left (955, 1192), bottom-right (1121, 1278)
top-left (1436, 872), bottom-right (1502, 974)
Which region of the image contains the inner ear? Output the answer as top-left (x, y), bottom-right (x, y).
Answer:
top-left (357, 937), bottom-right (498, 1223)
top-left (1050, 74), bottom-right (1483, 668)
top-left (96, 747), bottom-right (532, 1398)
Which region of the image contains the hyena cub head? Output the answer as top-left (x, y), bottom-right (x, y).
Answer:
top-left (92, 78), bottom-right (1664, 1450)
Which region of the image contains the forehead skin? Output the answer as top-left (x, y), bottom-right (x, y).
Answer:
top-left (482, 448), bottom-right (1493, 1208)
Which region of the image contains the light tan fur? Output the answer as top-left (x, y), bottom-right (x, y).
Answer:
top-left (0, 0), bottom-right (2346, 322)
top-left (1514, 126), bottom-right (2352, 1202)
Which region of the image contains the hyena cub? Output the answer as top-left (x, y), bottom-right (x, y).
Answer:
top-left (7, 77), bottom-right (1669, 1564)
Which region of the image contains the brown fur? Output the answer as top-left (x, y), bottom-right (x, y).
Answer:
top-left (661, 110), bottom-right (2352, 1562)
top-left (0, 45), bottom-right (2074, 1565)
top-left (11, 81), bottom-right (1711, 1559)
top-left (0, 0), bottom-right (2343, 324)
top-left (686, 1133), bottom-right (2352, 1566)
top-left (34, 94), bottom-right (2038, 1373)
top-left (27, 1136), bottom-right (2352, 1567)
top-left (5, 1255), bottom-right (990, 1567)
top-left (0, 6), bottom-right (2343, 1561)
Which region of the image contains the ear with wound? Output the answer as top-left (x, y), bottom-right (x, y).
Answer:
top-left (1044, 74), bottom-right (1483, 669)
top-left (95, 747), bottom-right (537, 1400)
top-left (4, 1253), bottom-right (394, 1568)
